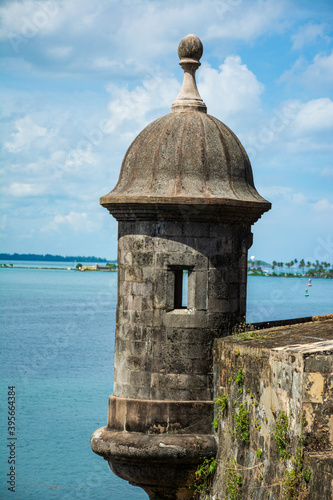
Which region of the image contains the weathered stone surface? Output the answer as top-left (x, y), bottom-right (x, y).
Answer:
top-left (92, 427), bottom-right (217, 462)
top-left (211, 319), bottom-right (333, 500)
top-left (100, 111), bottom-right (270, 218)
top-left (107, 396), bottom-right (214, 434)
top-left (91, 427), bottom-right (217, 499)
top-left (304, 452), bottom-right (333, 499)
top-left (112, 220), bottom-right (253, 403)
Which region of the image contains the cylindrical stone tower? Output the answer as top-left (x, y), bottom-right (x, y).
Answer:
top-left (91, 34), bottom-right (271, 499)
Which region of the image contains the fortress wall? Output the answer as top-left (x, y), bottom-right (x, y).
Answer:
top-left (210, 318), bottom-right (333, 500)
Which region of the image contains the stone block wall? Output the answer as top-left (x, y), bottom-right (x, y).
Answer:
top-left (113, 219), bottom-right (252, 405)
top-left (210, 319), bottom-right (333, 500)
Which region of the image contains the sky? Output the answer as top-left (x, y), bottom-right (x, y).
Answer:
top-left (1, 0), bottom-right (333, 263)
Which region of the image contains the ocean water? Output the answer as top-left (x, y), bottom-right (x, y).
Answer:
top-left (0, 264), bottom-right (332, 499)
top-left (0, 266), bottom-right (145, 500)
top-left (247, 274), bottom-right (333, 323)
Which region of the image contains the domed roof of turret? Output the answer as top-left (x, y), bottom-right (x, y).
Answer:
top-left (101, 35), bottom-right (271, 222)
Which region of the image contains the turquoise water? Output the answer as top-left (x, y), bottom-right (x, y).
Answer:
top-left (0, 267), bottom-right (146, 500)
top-left (0, 265), bottom-right (332, 499)
top-left (247, 275), bottom-right (333, 323)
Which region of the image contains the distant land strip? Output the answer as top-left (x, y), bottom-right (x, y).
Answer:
top-left (0, 253), bottom-right (116, 263)
top-left (1, 254), bottom-right (332, 278)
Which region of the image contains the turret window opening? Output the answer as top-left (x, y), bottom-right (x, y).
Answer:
top-left (174, 268), bottom-right (190, 309)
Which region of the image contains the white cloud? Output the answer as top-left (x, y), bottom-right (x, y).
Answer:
top-left (280, 50), bottom-right (333, 89)
top-left (63, 147), bottom-right (97, 170)
top-left (292, 193), bottom-right (307, 205)
top-left (260, 186), bottom-right (307, 205)
top-left (92, 57), bottom-right (123, 70)
top-left (0, 0), bottom-right (63, 52)
top-left (103, 55), bottom-right (264, 148)
top-left (198, 56), bottom-right (264, 121)
top-left (302, 51), bottom-right (333, 86)
top-left (314, 199), bottom-right (333, 212)
top-left (48, 45), bottom-right (73, 58)
top-left (4, 116), bottom-right (47, 153)
top-left (259, 188), bottom-right (333, 219)
top-left (105, 73), bottom-right (179, 136)
top-left (206, 0), bottom-right (287, 41)
top-left (293, 98), bottom-right (333, 132)
top-left (291, 23), bottom-right (329, 50)
top-left (0, 0), bottom-right (290, 76)
top-left (8, 182), bottom-right (45, 197)
top-left (40, 211), bottom-right (96, 233)
top-left (243, 97), bottom-right (333, 157)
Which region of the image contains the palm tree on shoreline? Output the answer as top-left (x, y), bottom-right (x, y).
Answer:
top-left (248, 258), bottom-right (333, 278)
top-left (299, 259), bottom-right (305, 274)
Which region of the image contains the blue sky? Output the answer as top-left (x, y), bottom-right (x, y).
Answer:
top-left (1, 0), bottom-right (333, 263)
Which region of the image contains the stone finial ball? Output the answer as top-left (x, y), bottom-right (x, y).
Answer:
top-left (178, 34), bottom-right (203, 61)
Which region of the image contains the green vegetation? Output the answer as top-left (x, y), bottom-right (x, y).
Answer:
top-left (106, 262), bottom-right (117, 269)
top-left (220, 367), bottom-right (311, 500)
top-left (282, 435), bottom-right (310, 500)
top-left (232, 323), bottom-right (270, 341)
top-left (0, 253), bottom-right (115, 263)
top-left (77, 262), bottom-right (118, 271)
top-left (233, 330), bottom-right (269, 340)
top-left (274, 412), bottom-right (289, 459)
top-left (252, 417), bottom-right (261, 430)
top-left (283, 468), bottom-right (299, 500)
top-left (303, 469), bottom-right (311, 483)
top-left (233, 403), bottom-right (250, 443)
top-left (235, 368), bottom-right (244, 385)
top-left (225, 460), bottom-right (242, 500)
top-left (247, 258), bottom-right (333, 278)
top-left (213, 394), bottom-right (228, 430)
top-left (193, 457), bottom-right (217, 495)
top-left (273, 414), bottom-right (311, 499)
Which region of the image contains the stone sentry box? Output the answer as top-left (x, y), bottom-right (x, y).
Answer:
top-left (91, 34), bottom-right (271, 500)
top-left (114, 222), bottom-right (254, 404)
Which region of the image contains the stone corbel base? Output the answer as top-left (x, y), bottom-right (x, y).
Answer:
top-left (91, 427), bottom-right (217, 499)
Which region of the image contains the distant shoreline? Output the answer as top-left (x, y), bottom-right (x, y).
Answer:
top-left (1, 255), bottom-right (332, 279)
top-left (0, 253), bottom-right (115, 263)
top-left (0, 265), bottom-right (116, 272)
top-left (0, 265), bottom-right (332, 278)
top-left (248, 273), bottom-right (332, 279)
